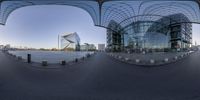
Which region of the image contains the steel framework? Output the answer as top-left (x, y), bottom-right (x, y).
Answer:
top-left (0, 0), bottom-right (199, 29)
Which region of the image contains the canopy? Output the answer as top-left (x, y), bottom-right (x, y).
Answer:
top-left (0, 0), bottom-right (199, 29)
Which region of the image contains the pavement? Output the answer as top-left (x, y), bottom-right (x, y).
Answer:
top-left (0, 51), bottom-right (200, 100)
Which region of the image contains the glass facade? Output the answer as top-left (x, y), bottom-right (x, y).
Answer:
top-left (124, 21), bottom-right (170, 49)
top-left (60, 32), bottom-right (80, 51)
top-left (0, 0), bottom-right (197, 53)
top-left (0, 0), bottom-right (199, 26)
top-left (169, 14), bottom-right (192, 50)
top-left (107, 14), bottom-right (192, 52)
top-left (106, 20), bottom-right (124, 52)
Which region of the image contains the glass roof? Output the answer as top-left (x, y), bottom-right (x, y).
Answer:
top-left (0, 0), bottom-right (199, 29)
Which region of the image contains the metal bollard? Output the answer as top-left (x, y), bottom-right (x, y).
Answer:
top-left (118, 56), bottom-right (122, 59)
top-left (60, 60), bottom-right (66, 65)
top-left (86, 54), bottom-right (90, 58)
top-left (27, 54), bottom-right (31, 63)
top-left (150, 59), bottom-right (155, 64)
top-left (82, 57), bottom-right (85, 60)
top-left (174, 56), bottom-right (178, 60)
top-left (164, 58), bottom-right (169, 62)
top-left (42, 60), bottom-right (48, 66)
top-left (18, 56), bottom-right (22, 60)
top-left (125, 58), bottom-right (130, 61)
top-left (135, 59), bottom-right (140, 63)
top-left (75, 58), bottom-right (78, 62)
top-left (180, 55), bottom-right (184, 58)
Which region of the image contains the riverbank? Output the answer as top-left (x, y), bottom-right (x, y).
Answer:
top-left (5, 50), bottom-right (95, 69)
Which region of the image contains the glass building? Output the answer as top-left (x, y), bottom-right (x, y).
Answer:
top-left (107, 14), bottom-right (192, 52)
top-left (60, 32), bottom-right (80, 51)
top-left (0, 0), bottom-right (198, 53)
top-left (106, 20), bottom-right (124, 52)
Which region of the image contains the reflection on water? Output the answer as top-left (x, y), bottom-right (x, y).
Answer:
top-left (8, 50), bottom-right (93, 63)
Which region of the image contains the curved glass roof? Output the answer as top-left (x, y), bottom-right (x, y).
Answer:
top-left (0, 0), bottom-right (199, 29)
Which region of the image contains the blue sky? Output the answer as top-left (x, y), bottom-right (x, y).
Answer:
top-left (0, 5), bottom-right (106, 49)
top-left (0, 5), bottom-right (199, 49)
top-left (192, 24), bottom-right (200, 45)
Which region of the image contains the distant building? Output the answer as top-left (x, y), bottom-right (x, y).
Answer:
top-left (80, 43), bottom-right (96, 51)
top-left (0, 44), bottom-right (11, 51)
top-left (0, 45), bottom-right (4, 50)
top-left (98, 44), bottom-right (105, 51)
top-left (60, 32), bottom-right (80, 51)
top-left (4, 44), bottom-right (11, 50)
top-left (80, 45), bottom-right (87, 51)
top-left (88, 44), bottom-right (96, 51)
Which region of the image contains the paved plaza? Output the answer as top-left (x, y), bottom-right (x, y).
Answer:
top-left (0, 51), bottom-right (200, 100)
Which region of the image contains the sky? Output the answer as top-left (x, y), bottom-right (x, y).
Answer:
top-left (0, 5), bottom-right (199, 49)
top-left (0, 5), bottom-right (106, 49)
top-left (192, 24), bottom-right (200, 45)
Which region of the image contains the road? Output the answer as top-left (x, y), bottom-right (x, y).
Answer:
top-left (0, 51), bottom-right (200, 100)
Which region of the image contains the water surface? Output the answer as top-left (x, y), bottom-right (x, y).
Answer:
top-left (9, 50), bottom-right (93, 63)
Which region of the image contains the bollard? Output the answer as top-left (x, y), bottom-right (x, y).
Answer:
top-left (118, 56), bottom-right (122, 59)
top-left (185, 53), bottom-right (188, 56)
top-left (18, 56), bottom-right (22, 60)
top-left (75, 58), bottom-right (78, 62)
top-left (174, 56), bottom-right (178, 60)
top-left (135, 59), bottom-right (140, 63)
top-left (27, 54), bottom-right (31, 63)
top-left (86, 54), bottom-right (90, 58)
top-left (180, 55), bottom-right (184, 58)
top-left (42, 60), bottom-right (48, 66)
top-left (164, 58), bottom-right (169, 62)
top-left (150, 59), bottom-right (155, 64)
top-left (60, 60), bottom-right (66, 65)
top-left (125, 58), bottom-right (130, 61)
top-left (82, 56), bottom-right (85, 60)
